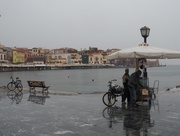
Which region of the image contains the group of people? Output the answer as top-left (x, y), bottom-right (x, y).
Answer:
top-left (121, 68), bottom-right (143, 107)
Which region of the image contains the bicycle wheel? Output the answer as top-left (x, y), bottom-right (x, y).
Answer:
top-left (102, 92), bottom-right (116, 107)
top-left (7, 82), bottom-right (16, 91)
top-left (16, 83), bottom-right (23, 91)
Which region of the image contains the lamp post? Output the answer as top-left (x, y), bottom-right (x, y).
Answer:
top-left (140, 26), bottom-right (150, 43)
top-left (140, 26), bottom-right (150, 79)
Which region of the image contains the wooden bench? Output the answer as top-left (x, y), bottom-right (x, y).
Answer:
top-left (27, 81), bottom-right (50, 94)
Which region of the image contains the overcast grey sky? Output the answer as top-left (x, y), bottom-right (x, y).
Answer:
top-left (0, 0), bottom-right (180, 64)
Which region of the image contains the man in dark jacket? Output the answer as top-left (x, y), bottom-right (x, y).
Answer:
top-left (122, 68), bottom-right (130, 104)
top-left (128, 70), bottom-right (143, 107)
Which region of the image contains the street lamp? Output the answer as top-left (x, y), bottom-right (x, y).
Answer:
top-left (140, 26), bottom-right (150, 78)
top-left (140, 26), bottom-right (150, 43)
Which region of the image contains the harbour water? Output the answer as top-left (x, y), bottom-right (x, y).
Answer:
top-left (0, 65), bottom-right (179, 94)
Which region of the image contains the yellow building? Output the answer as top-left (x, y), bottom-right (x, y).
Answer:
top-left (89, 53), bottom-right (103, 64)
top-left (102, 54), bottom-right (109, 64)
top-left (71, 53), bottom-right (82, 64)
top-left (13, 50), bottom-right (25, 64)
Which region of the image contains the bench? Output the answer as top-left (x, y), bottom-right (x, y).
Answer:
top-left (27, 81), bottom-right (50, 94)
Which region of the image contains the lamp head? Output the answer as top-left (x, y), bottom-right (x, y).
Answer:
top-left (140, 26), bottom-right (150, 38)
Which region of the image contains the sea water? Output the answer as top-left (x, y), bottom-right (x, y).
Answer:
top-left (0, 65), bottom-right (179, 94)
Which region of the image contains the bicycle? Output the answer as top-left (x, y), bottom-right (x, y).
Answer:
top-left (7, 76), bottom-right (23, 91)
top-left (102, 79), bottom-right (124, 107)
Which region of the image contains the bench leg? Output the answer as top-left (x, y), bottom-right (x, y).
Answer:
top-left (42, 87), bottom-right (49, 95)
top-left (29, 87), bottom-right (36, 95)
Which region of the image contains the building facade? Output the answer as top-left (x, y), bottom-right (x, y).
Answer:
top-left (12, 50), bottom-right (25, 64)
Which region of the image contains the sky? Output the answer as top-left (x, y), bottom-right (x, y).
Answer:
top-left (0, 0), bottom-right (180, 64)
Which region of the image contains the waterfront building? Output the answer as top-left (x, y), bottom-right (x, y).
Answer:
top-left (70, 53), bottom-right (82, 64)
top-left (12, 50), bottom-right (25, 64)
top-left (46, 53), bottom-right (71, 65)
top-left (101, 52), bottom-right (109, 64)
top-left (89, 53), bottom-right (103, 64)
top-left (27, 56), bottom-right (45, 64)
top-left (30, 47), bottom-right (43, 56)
top-left (82, 55), bottom-right (89, 64)
top-left (0, 45), bottom-right (7, 64)
top-left (51, 48), bottom-right (77, 54)
top-left (14, 48), bottom-right (29, 63)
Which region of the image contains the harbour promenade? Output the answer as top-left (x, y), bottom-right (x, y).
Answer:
top-left (0, 64), bottom-right (118, 72)
top-left (1, 87), bottom-right (180, 136)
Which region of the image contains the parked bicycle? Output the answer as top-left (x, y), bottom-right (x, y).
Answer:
top-left (102, 79), bottom-right (124, 107)
top-left (7, 76), bottom-right (23, 91)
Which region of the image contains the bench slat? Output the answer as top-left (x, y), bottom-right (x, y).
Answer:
top-left (27, 81), bottom-right (47, 88)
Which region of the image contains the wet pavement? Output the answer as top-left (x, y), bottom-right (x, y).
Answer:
top-left (1, 88), bottom-right (180, 136)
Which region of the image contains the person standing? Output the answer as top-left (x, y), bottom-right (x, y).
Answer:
top-left (122, 68), bottom-right (130, 104)
top-left (128, 70), bottom-right (143, 107)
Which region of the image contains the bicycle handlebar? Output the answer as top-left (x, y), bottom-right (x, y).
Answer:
top-left (111, 79), bottom-right (117, 82)
top-left (10, 76), bottom-right (21, 82)
top-left (109, 79), bottom-right (117, 83)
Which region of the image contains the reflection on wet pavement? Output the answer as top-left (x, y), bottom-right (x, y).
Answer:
top-left (7, 90), bottom-right (23, 104)
top-left (27, 94), bottom-right (50, 105)
top-left (102, 100), bottom-right (157, 136)
top-left (1, 89), bottom-right (180, 136)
